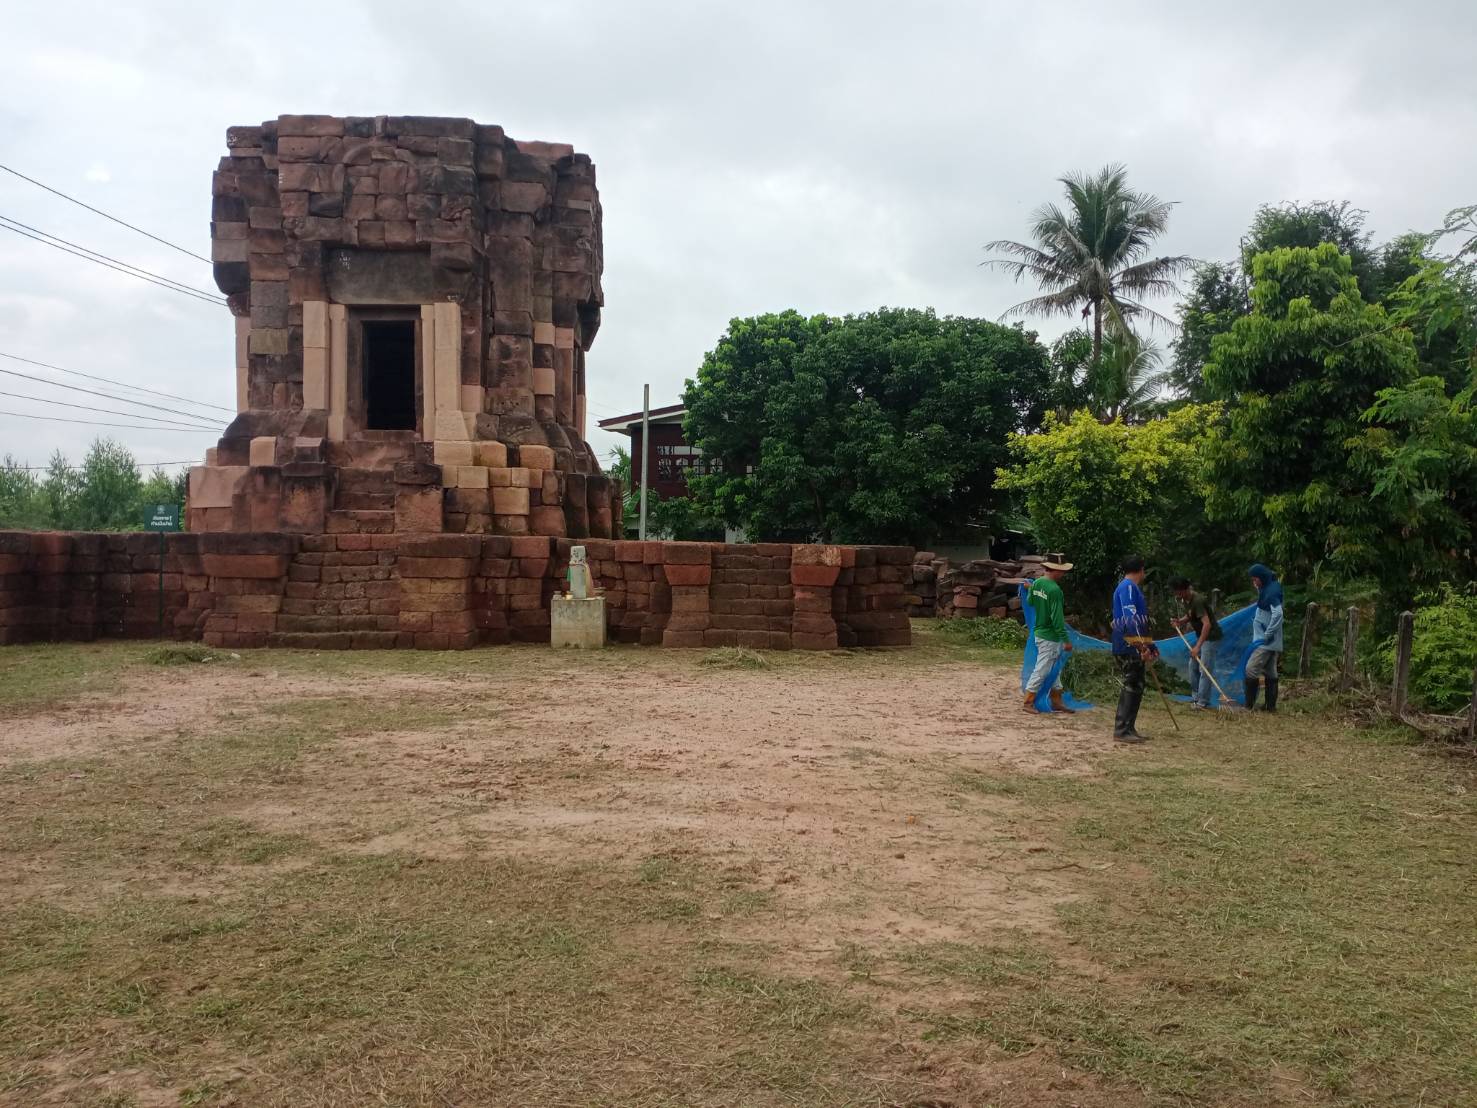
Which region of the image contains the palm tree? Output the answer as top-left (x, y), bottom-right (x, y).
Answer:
top-left (1089, 332), bottom-right (1169, 423)
top-left (984, 164), bottom-right (1191, 363)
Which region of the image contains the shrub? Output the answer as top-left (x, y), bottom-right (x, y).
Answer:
top-left (1390, 585), bottom-right (1477, 712)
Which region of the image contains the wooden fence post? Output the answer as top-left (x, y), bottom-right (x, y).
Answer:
top-left (1298, 601), bottom-right (1319, 677)
top-left (1210, 588), bottom-right (1221, 616)
top-left (1340, 606), bottom-right (1360, 691)
top-left (1467, 666), bottom-right (1476, 743)
top-left (1391, 610), bottom-right (1414, 716)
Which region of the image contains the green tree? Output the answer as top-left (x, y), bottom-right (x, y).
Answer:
top-left (984, 164), bottom-right (1190, 364)
top-left (995, 404), bottom-right (1228, 597)
top-left (1381, 257), bottom-right (1477, 393)
top-left (605, 445), bottom-right (639, 536)
top-left (139, 466), bottom-right (188, 510)
top-left (1045, 328), bottom-right (1168, 423)
top-left (684, 308), bottom-right (1051, 544)
top-left (1173, 205), bottom-right (1444, 398)
top-left (1350, 376), bottom-right (1477, 592)
top-left (0, 457), bottom-right (49, 529)
top-left (72, 438), bottom-right (144, 531)
top-left (1203, 243), bottom-right (1419, 591)
top-left (1169, 262), bottom-right (1249, 399)
top-left (1241, 201), bottom-right (1384, 297)
top-left (1086, 333), bottom-right (1168, 423)
top-left (1044, 329), bottom-right (1093, 414)
top-left (39, 451), bottom-right (82, 529)
top-left (604, 445), bottom-right (724, 541)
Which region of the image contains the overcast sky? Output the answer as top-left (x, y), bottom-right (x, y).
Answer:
top-left (2, 0), bottom-right (1474, 472)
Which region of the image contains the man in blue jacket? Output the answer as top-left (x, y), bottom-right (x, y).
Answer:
top-left (1246, 563), bottom-right (1284, 711)
top-left (1111, 555), bottom-right (1157, 743)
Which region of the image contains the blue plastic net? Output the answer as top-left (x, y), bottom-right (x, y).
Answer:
top-left (1019, 583), bottom-right (1261, 712)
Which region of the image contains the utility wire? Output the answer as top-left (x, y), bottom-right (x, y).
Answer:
top-left (0, 388), bottom-right (222, 431)
top-left (0, 366), bottom-right (227, 425)
top-left (5, 460), bottom-right (200, 471)
top-left (0, 214), bottom-right (226, 302)
top-left (0, 221), bottom-right (226, 307)
top-left (0, 162), bottom-right (213, 265)
top-left (0, 410), bottom-right (220, 432)
top-left (0, 351), bottom-right (236, 414)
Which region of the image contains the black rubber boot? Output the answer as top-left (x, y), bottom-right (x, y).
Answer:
top-left (1114, 686), bottom-right (1135, 738)
top-left (1244, 678), bottom-right (1260, 710)
top-left (1128, 690), bottom-right (1149, 739)
top-left (1263, 676), bottom-right (1279, 712)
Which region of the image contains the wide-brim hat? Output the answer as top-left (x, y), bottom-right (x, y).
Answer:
top-left (1041, 552), bottom-right (1074, 571)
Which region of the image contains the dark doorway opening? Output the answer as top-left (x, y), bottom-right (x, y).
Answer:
top-left (363, 321), bottom-right (416, 430)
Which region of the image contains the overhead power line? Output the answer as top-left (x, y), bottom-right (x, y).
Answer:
top-left (5, 460), bottom-right (201, 471)
top-left (0, 214), bottom-right (226, 303)
top-left (0, 220), bottom-right (227, 307)
top-left (0, 409), bottom-right (220, 432)
top-left (0, 351), bottom-right (235, 414)
top-left (0, 366), bottom-right (228, 425)
top-left (0, 162), bottom-right (212, 265)
top-left (0, 388), bottom-right (222, 431)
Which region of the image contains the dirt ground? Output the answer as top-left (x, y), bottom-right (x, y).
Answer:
top-left (6, 646), bottom-right (1099, 959)
top-left (3, 635), bottom-right (1474, 1107)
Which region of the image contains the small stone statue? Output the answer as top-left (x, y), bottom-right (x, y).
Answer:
top-left (566, 545), bottom-right (593, 600)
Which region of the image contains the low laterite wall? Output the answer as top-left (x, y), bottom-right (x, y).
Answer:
top-left (0, 532), bottom-right (913, 651)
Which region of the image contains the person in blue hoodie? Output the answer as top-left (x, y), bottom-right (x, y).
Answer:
top-left (1246, 563), bottom-right (1284, 711)
top-left (1111, 554), bottom-right (1157, 743)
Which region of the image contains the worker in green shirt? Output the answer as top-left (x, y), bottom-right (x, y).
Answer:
top-left (1023, 555), bottom-right (1074, 714)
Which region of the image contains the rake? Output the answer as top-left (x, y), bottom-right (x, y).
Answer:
top-left (1171, 625), bottom-right (1242, 711)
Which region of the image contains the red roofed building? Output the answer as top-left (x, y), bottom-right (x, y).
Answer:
top-left (598, 403), bottom-right (716, 500)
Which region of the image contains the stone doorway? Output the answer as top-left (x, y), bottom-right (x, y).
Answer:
top-left (362, 320), bottom-right (417, 431)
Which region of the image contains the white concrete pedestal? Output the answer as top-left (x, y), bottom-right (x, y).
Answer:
top-left (551, 595), bottom-right (606, 648)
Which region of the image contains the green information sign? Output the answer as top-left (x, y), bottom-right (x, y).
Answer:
top-left (144, 503), bottom-right (181, 532)
top-left (143, 504), bottom-right (181, 638)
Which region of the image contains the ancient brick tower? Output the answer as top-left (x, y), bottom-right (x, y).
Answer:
top-left (188, 114), bottom-right (618, 538)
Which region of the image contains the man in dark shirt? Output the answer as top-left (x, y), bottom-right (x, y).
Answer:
top-left (1171, 576), bottom-right (1222, 709)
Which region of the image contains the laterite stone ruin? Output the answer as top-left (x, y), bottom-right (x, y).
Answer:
top-left (0, 115), bottom-right (913, 651)
top-left (190, 113), bottom-right (617, 539)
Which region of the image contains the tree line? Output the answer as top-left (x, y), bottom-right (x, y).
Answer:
top-left (0, 440), bottom-right (188, 532)
top-left (675, 172), bottom-right (1476, 621)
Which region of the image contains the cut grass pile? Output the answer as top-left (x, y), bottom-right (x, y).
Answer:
top-left (142, 643), bottom-right (235, 666)
top-left (700, 645), bottom-right (772, 670)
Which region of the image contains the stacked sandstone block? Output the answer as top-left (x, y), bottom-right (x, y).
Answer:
top-left (920, 556), bottom-right (1040, 621)
top-left (431, 441), bottom-right (615, 538)
top-left (831, 546), bottom-right (914, 646)
top-left (0, 531), bottom-right (914, 652)
top-left (274, 534), bottom-right (401, 648)
top-left (907, 551), bottom-right (941, 616)
top-left (196, 535), bottom-right (297, 648)
top-left (0, 531), bottom-right (302, 644)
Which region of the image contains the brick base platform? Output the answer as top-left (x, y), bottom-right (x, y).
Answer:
top-left (0, 532), bottom-right (912, 651)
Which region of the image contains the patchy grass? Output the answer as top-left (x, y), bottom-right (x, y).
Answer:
top-left (0, 852), bottom-right (913, 1106)
top-left (2, 638), bottom-right (1475, 1105)
top-left (912, 711), bottom-right (1477, 1105)
top-left (0, 641), bottom-right (153, 714)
